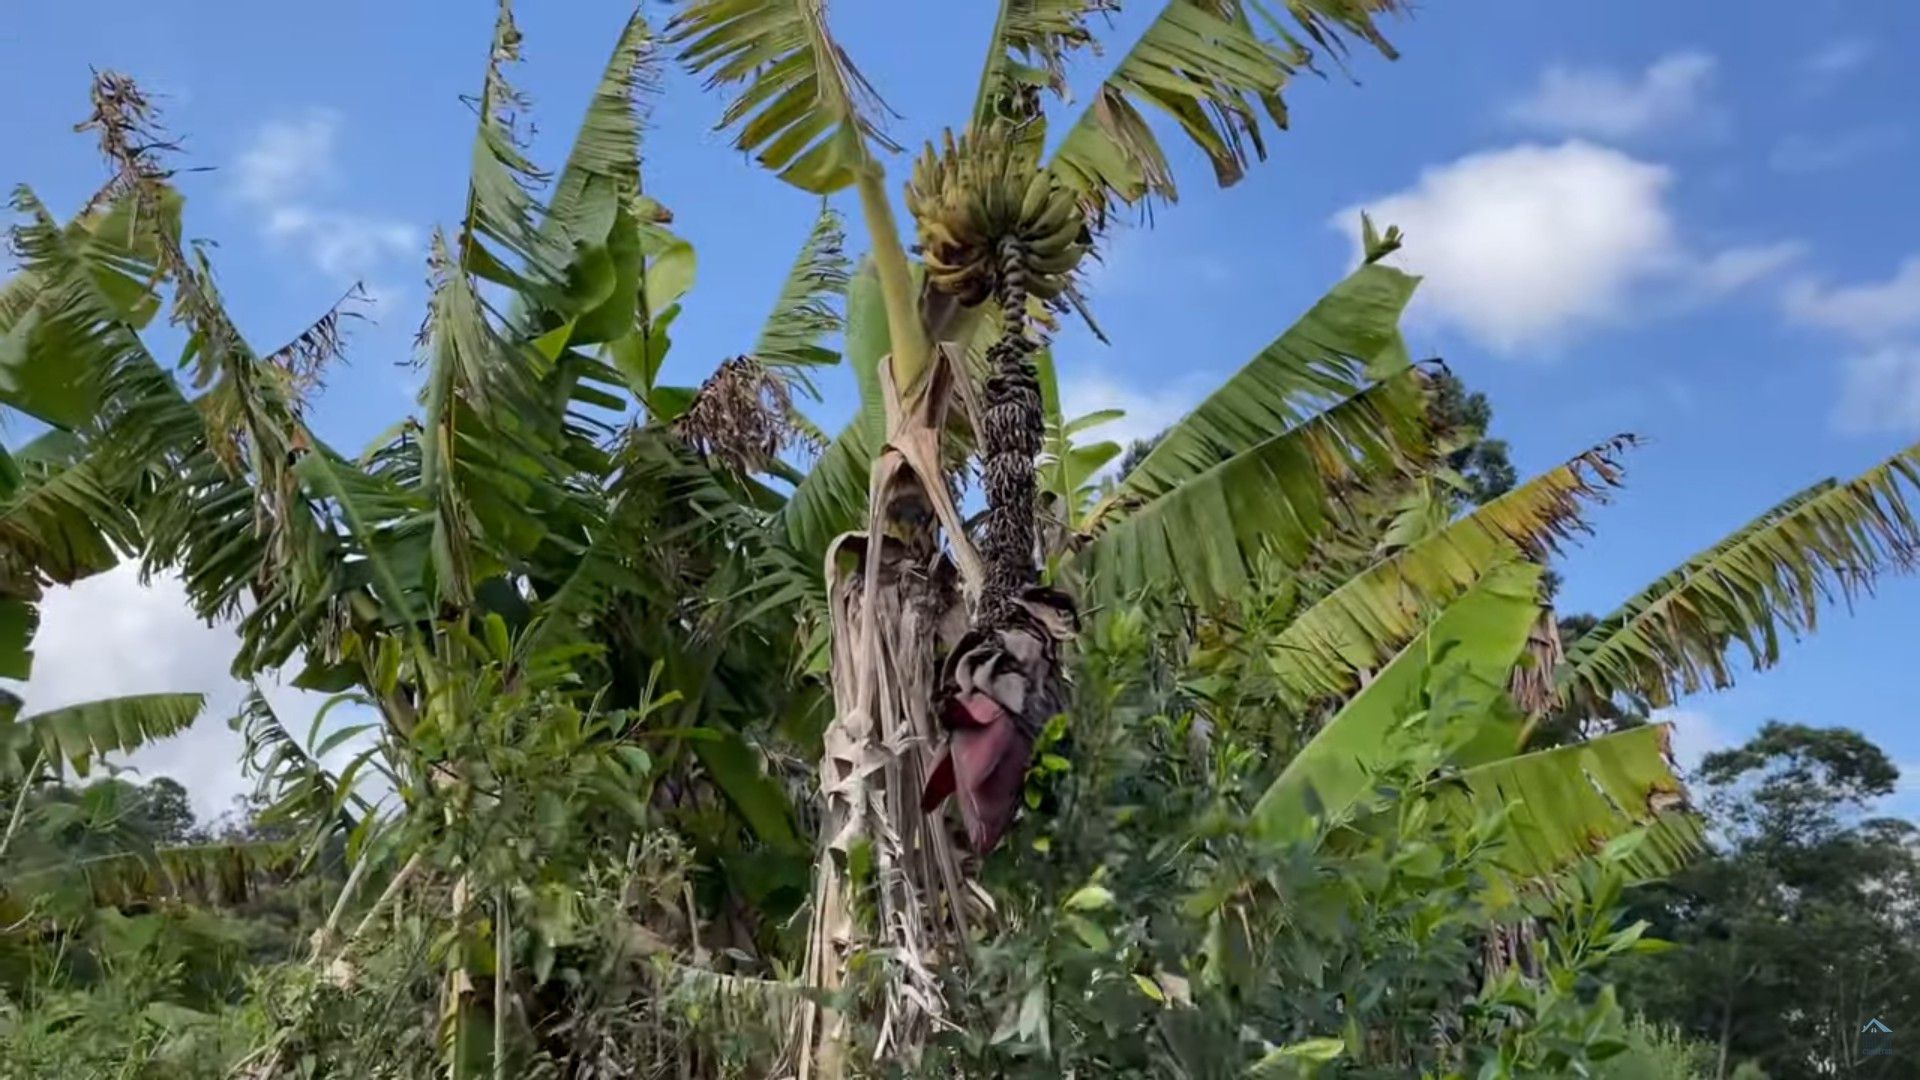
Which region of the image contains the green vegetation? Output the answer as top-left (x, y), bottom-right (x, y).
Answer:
top-left (2, 3), bottom-right (1918, 1077)
top-left (1625, 723), bottom-right (1920, 1077)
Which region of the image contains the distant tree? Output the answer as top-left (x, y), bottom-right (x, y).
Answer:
top-left (1430, 369), bottom-right (1516, 505)
top-left (0, 775), bottom-right (195, 868)
top-left (1626, 722), bottom-right (1920, 1079)
top-left (1115, 435), bottom-right (1159, 480)
top-left (133, 776), bottom-right (195, 844)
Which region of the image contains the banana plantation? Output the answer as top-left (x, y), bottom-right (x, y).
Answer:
top-left (2, 2), bottom-right (1917, 1077)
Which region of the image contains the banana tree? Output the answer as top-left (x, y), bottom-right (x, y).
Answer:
top-left (2, 14), bottom-right (836, 1072)
top-left (0, 185), bottom-right (209, 787)
top-left (662, 2), bottom-right (1423, 1066)
top-left (0, 381), bottom-right (212, 880)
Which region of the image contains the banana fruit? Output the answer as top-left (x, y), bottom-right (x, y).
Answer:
top-left (905, 126), bottom-right (1091, 306)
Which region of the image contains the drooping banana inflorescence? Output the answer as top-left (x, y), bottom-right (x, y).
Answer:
top-left (975, 234), bottom-right (1046, 619)
top-left (906, 128), bottom-right (1089, 854)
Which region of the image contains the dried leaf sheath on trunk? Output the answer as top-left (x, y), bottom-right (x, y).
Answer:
top-left (800, 354), bottom-right (982, 1074)
top-left (799, 128), bottom-right (1095, 1073)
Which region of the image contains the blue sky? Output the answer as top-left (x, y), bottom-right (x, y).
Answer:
top-left (5, 1), bottom-right (1919, 819)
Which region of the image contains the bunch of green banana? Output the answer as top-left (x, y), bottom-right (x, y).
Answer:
top-left (906, 127), bottom-right (1089, 306)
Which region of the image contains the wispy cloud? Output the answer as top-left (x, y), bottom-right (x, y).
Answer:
top-left (1056, 367), bottom-right (1205, 453)
top-left (1769, 125), bottom-right (1906, 175)
top-left (1778, 257), bottom-right (1920, 435)
top-left (1505, 52), bottom-right (1719, 140)
top-left (1832, 346), bottom-right (1920, 436)
top-left (1802, 38), bottom-right (1874, 84)
top-left (1783, 257), bottom-right (1920, 343)
top-left (1332, 141), bottom-right (1796, 355)
top-left (1082, 225), bottom-right (1234, 298)
top-left (232, 110), bottom-right (339, 205)
top-left (230, 109), bottom-right (418, 306)
top-left (1887, 760), bottom-right (1920, 821)
top-left (1652, 707), bottom-right (1736, 772)
top-left (266, 207), bottom-right (418, 277)
top-left (1688, 241), bottom-right (1809, 298)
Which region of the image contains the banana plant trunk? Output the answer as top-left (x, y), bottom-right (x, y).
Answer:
top-left (799, 348), bottom-right (981, 1077)
top-left (800, 144), bottom-right (1083, 1076)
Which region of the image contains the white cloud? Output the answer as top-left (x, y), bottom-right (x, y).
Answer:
top-left (1506, 52), bottom-right (1718, 139)
top-left (3, 563), bottom-right (365, 822)
top-left (1769, 126), bottom-right (1905, 174)
top-left (1058, 367), bottom-right (1202, 452)
top-left (1783, 257), bottom-right (1920, 342)
top-left (1335, 142), bottom-right (1802, 354)
top-left (1652, 707), bottom-right (1736, 771)
top-left (1335, 142), bottom-right (1676, 353)
top-left (231, 110), bottom-right (418, 292)
top-left (1832, 346), bottom-right (1920, 435)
